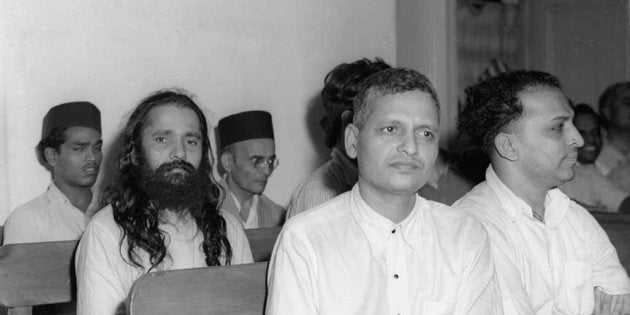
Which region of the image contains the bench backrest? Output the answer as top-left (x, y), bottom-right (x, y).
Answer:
top-left (127, 262), bottom-right (268, 315)
top-left (245, 227), bottom-right (281, 262)
top-left (592, 213), bottom-right (630, 272)
top-left (0, 226), bottom-right (280, 313)
top-left (0, 240), bottom-right (78, 314)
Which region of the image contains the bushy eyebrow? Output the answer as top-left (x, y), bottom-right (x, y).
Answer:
top-left (71, 139), bottom-right (103, 146)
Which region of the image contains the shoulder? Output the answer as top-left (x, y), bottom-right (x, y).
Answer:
top-left (259, 194), bottom-right (284, 212)
top-left (5, 192), bottom-right (49, 230)
top-left (424, 199), bottom-right (488, 240)
top-left (283, 192), bottom-right (352, 238)
top-left (83, 205), bottom-right (122, 244)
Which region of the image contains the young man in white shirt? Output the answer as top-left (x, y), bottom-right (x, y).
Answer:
top-left (76, 90), bottom-right (253, 315)
top-left (454, 70), bottom-right (630, 314)
top-left (267, 68), bottom-right (501, 314)
top-left (559, 104), bottom-right (630, 213)
top-left (287, 58), bottom-right (391, 218)
top-left (4, 102), bottom-right (103, 244)
top-left (596, 82), bottom-right (630, 177)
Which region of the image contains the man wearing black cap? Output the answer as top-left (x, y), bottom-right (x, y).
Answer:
top-left (4, 102), bottom-right (103, 244)
top-left (218, 110), bottom-right (285, 229)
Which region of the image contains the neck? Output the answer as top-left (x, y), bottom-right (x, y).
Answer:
top-left (357, 178), bottom-right (416, 224)
top-left (53, 179), bottom-right (93, 213)
top-left (606, 128), bottom-right (630, 155)
top-left (493, 162), bottom-right (548, 218)
top-left (226, 175), bottom-right (254, 207)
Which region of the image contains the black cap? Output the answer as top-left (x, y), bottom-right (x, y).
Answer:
top-left (218, 110), bottom-right (274, 149)
top-left (42, 102), bottom-right (101, 139)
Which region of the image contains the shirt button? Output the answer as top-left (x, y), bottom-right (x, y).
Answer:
top-left (394, 274), bottom-right (399, 279)
top-left (391, 229), bottom-right (396, 234)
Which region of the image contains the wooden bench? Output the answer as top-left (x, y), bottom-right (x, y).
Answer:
top-left (0, 241), bottom-right (78, 315)
top-left (0, 226), bottom-right (280, 315)
top-left (127, 262), bottom-right (268, 315)
top-left (592, 213), bottom-right (630, 272)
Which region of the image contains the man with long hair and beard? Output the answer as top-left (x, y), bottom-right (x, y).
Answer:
top-left (75, 90), bottom-right (253, 315)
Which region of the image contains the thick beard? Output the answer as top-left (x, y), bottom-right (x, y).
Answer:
top-left (138, 159), bottom-right (209, 214)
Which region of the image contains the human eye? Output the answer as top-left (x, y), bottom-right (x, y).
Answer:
top-left (155, 136), bottom-right (168, 144)
top-left (551, 123), bottom-right (565, 132)
top-left (381, 126), bottom-right (397, 134)
top-left (422, 130), bottom-right (435, 139)
top-left (94, 144), bottom-right (102, 152)
top-left (186, 138), bottom-right (200, 146)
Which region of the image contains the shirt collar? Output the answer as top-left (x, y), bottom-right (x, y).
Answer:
top-left (349, 184), bottom-right (423, 262)
top-left (330, 148), bottom-right (358, 189)
top-left (47, 181), bottom-right (73, 206)
top-left (485, 166), bottom-right (570, 229)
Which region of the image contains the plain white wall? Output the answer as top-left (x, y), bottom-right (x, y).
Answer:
top-left (0, 0), bottom-right (396, 222)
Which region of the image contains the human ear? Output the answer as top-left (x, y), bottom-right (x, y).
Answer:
top-left (494, 133), bottom-right (518, 161)
top-left (220, 151), bottom-right (234, 172)
top-left (344, 123), bottom-right (359, 159)
top-left (44, 147), bottom-right (58, 167)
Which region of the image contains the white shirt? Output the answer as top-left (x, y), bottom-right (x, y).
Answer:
top-left (453, 166), bottom-right (630, 315)
top-left (595, 140), bottom-right (628, 176)
top-left (229, 190), bottom-right (259, 229)
top-left (75, 206), bottom-right (253, 315)
top-left (559, 163), bottom-right (629, 212)
top-left (267, 185), bottom-right (501, 315)
top-left (3, 182), bottom-right (101, 244)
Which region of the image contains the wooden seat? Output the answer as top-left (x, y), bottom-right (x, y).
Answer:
top-left (127, 262), bottom-right (268, 315)
top-left (0, 226), bottom-right (280, 314)
top-left (0, 241), bottom-right (78, 315)
top-left (245, 227), bottom-right (281, 262)
top-left (592, 213), bottom-right (630, 272)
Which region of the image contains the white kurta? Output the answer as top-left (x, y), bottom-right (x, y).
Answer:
top-left (3, 182), bottom-right (101, 244)
top-left (228, 191), bottom-right (259, 229)
top-left (266, 185), bottom-right (502, 315)
top-left (453, 166), bottom-right (630, 315)
top-left (75, 206), bottom-right (253, 315)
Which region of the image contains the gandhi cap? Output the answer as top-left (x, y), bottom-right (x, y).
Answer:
top-left (218, 110), bottom-right (274, 149)
top-left (42, 102), bottom-right (101, 139)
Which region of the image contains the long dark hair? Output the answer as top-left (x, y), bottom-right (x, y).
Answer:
top-left (106, 89), bottom-right (232, 271)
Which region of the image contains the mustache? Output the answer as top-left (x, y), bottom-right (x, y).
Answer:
top-left (154, 160), bottom-right (196, 175)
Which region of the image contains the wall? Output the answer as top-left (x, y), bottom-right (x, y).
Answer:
top-left (397, 0), bottom-right (457, 147)
top-left (0, 0), bottom-right (396, 222)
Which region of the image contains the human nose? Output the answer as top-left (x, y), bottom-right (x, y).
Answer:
top-left (398, 130), bottom-right (418, 155)
top-left (569, 125), bottom-right (584, 148)
top-left (171, 140), bottom-right (187, 161)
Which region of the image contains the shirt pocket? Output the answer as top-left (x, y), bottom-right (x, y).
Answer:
top-left (419, 300), bottom-right (456, 315)
top-left (557, 261), bottom-right (594, 314)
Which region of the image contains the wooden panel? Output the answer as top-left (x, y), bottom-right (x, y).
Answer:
top-left (525, 0), bottom-right (629, 107)
top-left (593, 213), bottom-right (630, 272)
top-left (127, 262), bottom-right (267, 315)
top-left (0, 241), bottom-right (78, 308)
top-left (245, 227), bottom-right (281, 262)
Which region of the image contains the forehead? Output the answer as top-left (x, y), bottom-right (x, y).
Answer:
top-left (144, 104), bottom-right (200, 132)
top-left (517, 87), bottom-right (571, 123)
top-left (232, 138), bottom-right (275, 156)
top-left (366, 91), bottom-right (439, 126)
top-left (62, 126), bottom-right (102, 143)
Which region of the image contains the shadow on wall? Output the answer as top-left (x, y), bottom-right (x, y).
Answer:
top-left (304, 93), bottom-right (330, 170)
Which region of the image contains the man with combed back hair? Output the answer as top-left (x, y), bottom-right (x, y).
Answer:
top-left (267, 68), bottom-right (501, 314)
top-left (4, 102), bottom-right (103, 244)
top-left (286, 58), bottom-right (390, 218)
top-left (454, 70), bottom-right (630, 314)
top-left (76, 89), bottom-right (253, 315)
